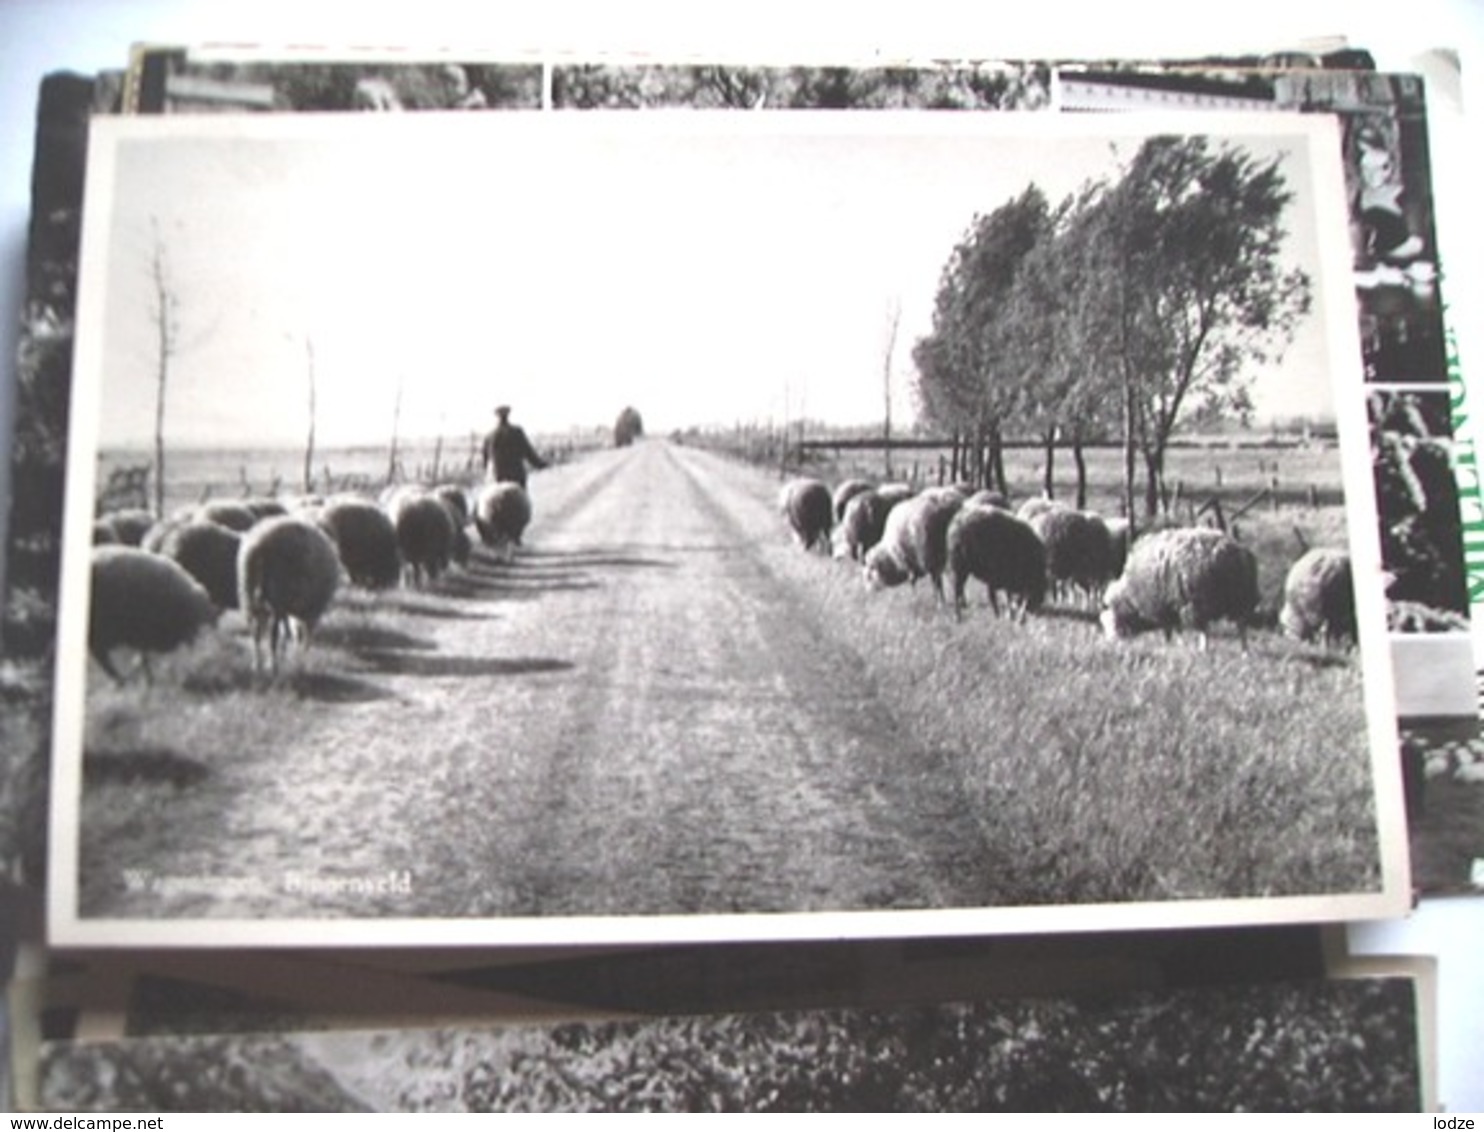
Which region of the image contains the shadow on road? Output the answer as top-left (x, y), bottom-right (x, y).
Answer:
top-left (83, 746), bottom-right (210, 789)
top-left (290, 671), bottom-right (400, 703)
top-left (513, 546), bottom-right (678, 571)
top-left (358, 651), bottom-right (575, 678)
top-left (315, 623), bottom-right (438, 652)
top-left (375, 593), bottom-right (502, 620)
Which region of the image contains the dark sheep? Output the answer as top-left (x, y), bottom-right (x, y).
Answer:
top-left (1028, 506), bottom-right (1115, 607)
top-left (862, 490), bottom-right (964, 603)
top-left (318, 497), bottom-right (402, 590)
top-left (1279, 548), bottom-right (1356, 646)
top-left (947, 505), bottom-right (1047, 621)
top-left (242, 497), bottom-right (289, 522)
top-left (97, 508), bottom-right (156, 547)
top-left (779, 478), bottom-right (833, 553)
top-left (831, 479), bottom-right (874, 522)
top-left (833, 489), bottom-right (891, 562)
top-left (1101, 527), bottom-right (1259, 650)
top-left (88, 546), bottom-right (219, 683)
top-left (238, 516), bottom-right (342, 675)
top-left (395, 493), bottom-right (458, 587)
top-left (153, 519), bottom-right (244, 610)
top-left (195, 500), bottom-right (258, 534)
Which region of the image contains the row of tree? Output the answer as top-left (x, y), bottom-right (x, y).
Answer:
top-left (912, 135), bottom-right (1313, 518)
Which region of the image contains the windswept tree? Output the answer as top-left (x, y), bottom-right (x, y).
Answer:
top-left (1095, 136), bottom-right (1313, 516)
top-left (912, 185), bottom-right (1050, 493)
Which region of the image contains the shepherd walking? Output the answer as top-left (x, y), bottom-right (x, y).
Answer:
top-left (481, 404), bottom-right (548, 487)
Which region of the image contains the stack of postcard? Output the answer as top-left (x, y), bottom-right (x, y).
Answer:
top-left (4, 42), bottom-right (1474, 1111)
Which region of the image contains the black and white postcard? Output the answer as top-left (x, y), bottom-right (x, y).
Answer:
top-left (49, 109), bottom-right (1407, 946)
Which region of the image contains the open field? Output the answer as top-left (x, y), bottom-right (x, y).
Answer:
top-left (67, 441), bottom-right (1388, 936)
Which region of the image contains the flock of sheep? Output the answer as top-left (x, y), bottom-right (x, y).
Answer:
top-left (87, 479), bottom-right (534, 682)
top-left (81, 457), bottom-right (1359, 689)
top-left (779, 475), bottom-right (1358, 651)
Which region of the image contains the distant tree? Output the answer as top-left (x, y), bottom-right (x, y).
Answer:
top-left (614, 406), bottom-right (644, 447)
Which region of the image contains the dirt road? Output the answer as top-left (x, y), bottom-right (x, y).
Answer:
top-left (83, 442), bottom-right (1002, 925)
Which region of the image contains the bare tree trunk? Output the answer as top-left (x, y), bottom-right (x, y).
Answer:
top-left (387, 377), bottom-right (404, 486)
top-left (1123, 377), bottom-right (1138, 522)
top-left (882, 298), bottom-right (900, 480)
top-left (302, 339), bottom-right (316, 494)
top-left (149, 219), bottom-right (177, 518)
top-left (990, 419), bottom-right (1007, 497)
top-left (1073, 434), bottom-right (1088, 510)
top-left (1041, 427), bottom-right (1056, 499)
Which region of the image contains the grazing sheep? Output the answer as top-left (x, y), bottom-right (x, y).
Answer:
top-left (947, 505), bottom-right (1047, 621)
top-left (238, 516), bottom-right (342, 675)
top-left (395, 493), bottom-right (458, 587)
top-left (88, 546), bottom-right (219, 683)
top-left (97, 508), bottom-right (156, 547)
top-left (153, 519), bottom-right (243, 610)
top-left (242, 497), bottom-right (289, 522)
top-left (778, 478), bottom-right (833, 552)
top-left (832, 479), bottom-right (874, 522)
top-left (875, 483), bottom-right (916, 510)
top-left (833, 488), bottom-right (893, 562)
top-left (432, 483), bottom-right (471, 527)
top-left (1279, 548), bottom-right (1356, 646)
top-left (1015, 496), bottom-right (1063, 524)
top-left (862, 490), bottom-right (964, 603)
top-left (1100, 527), bottom-right (1259, 650)
top-left (1028, 506), bottom-right (1115, 608)
top-left (473, 481), bottom-right (532, 561)
top-left (195, 500), bottom-right (258, 534)
top-left (317, 497), bottom-right (402, 590)
top-left (963, 489), bottom-right (1009, 511)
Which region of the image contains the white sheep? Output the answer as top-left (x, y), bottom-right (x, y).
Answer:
top-left (473, 482), bottom-right (532, 561)
top-left (946, 505), bottom-right (1047, 621)
top-left (862, 489), bottom-right (963, 604)
top-left (1279, 548), bottom-right (1356, 646)
top-left (88, 546), bottom-right (219, 683)
top-left (238, 516), bottom-right (342, 675)
top-left (1100, 527), bottom-right (1259, 650)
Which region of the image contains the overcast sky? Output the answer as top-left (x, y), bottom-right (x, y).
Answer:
top-left (79, 111), bottom-right (1347, 450)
